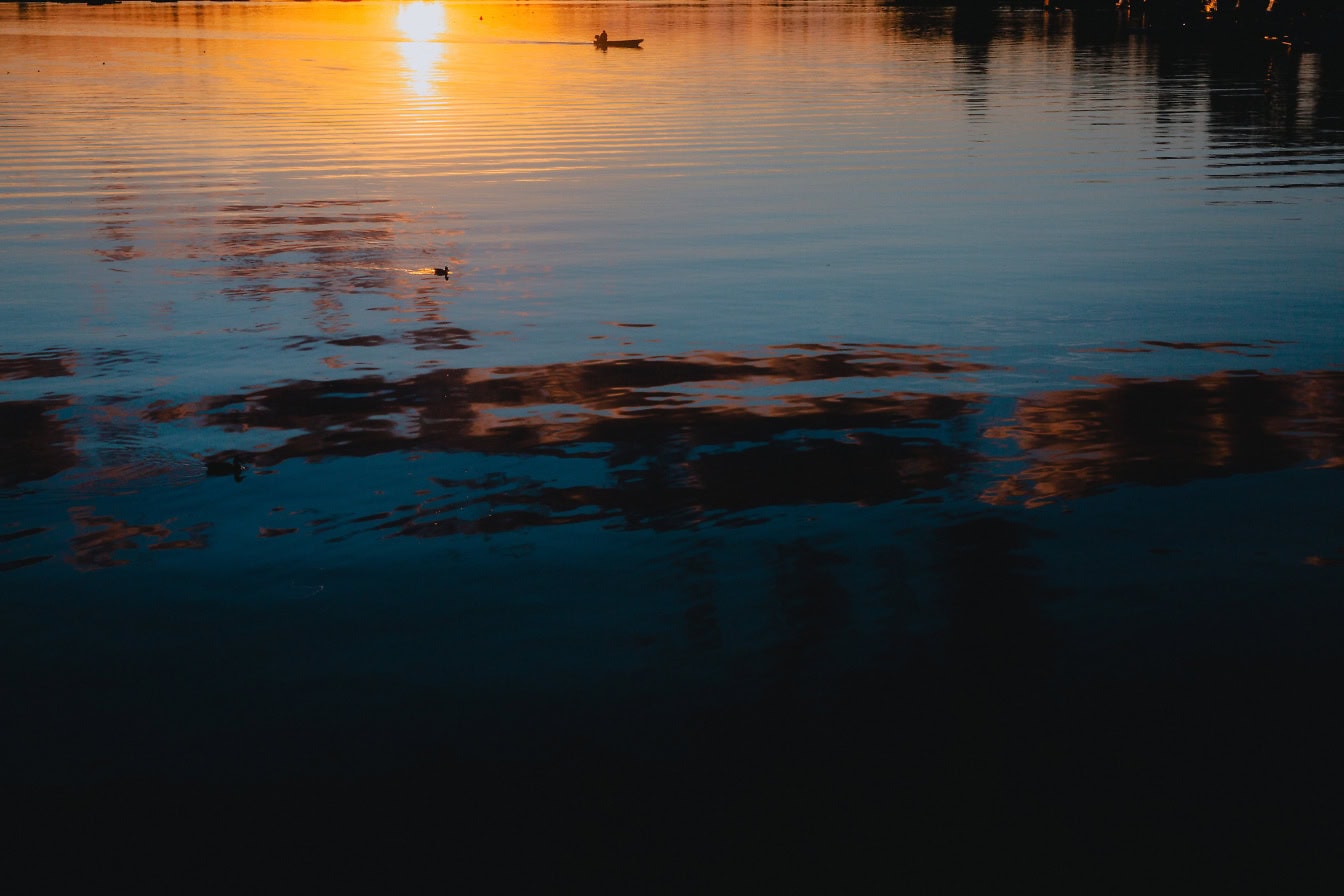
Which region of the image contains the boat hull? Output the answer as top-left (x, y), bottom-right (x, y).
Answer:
top-left (594, 38), bottom-right (643, 48)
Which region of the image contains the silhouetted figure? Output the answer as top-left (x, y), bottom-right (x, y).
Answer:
top-left (205, 456), bottom-right (245, 481)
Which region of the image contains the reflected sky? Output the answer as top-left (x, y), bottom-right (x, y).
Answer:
top-left (2, 6), bottom-right (1344, 860)
top-left (2, 0), bottom-right (1341, 591)
top-left (2, 337), bottom-right (1341, 573)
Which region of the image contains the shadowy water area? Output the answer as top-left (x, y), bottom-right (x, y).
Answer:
top-left (2, 0), bottom-right (1342, 885)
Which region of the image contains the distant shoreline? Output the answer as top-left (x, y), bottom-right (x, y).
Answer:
top-left (13, 0), bottom-right (1343, 49)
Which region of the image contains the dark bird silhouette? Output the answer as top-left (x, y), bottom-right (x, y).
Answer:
top-left (205, 456), bottom-right (246, 481)
top-left (433, 266), bottom-right (451, 279)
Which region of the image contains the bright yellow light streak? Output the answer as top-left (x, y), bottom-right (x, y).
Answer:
top-left (395, 2), bottom-right (447, 97)
top-left (396, 2), bottom-right (447, 42)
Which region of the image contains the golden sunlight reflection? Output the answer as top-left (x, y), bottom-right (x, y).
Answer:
top-left (396, 2), bottom-right (447, 41)
top-left (396, 2), bottom-right (447, 98)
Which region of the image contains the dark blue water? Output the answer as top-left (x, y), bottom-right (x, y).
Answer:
top-left (2, 1), bottom-right (1342, 885)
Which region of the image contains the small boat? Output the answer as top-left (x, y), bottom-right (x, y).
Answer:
top-left (594, 38), bottom-right (643, 48)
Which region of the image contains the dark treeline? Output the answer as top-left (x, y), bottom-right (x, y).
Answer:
top-left (886, 1), bottom-right (1344, 49)
top-left (1058, 1), bottom-right (1342, 46)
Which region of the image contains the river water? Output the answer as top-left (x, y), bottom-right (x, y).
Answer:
top-left (3, 0), bottom-right (1342, 883)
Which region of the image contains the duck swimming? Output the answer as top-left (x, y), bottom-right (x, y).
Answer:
top-left (433, 266), bottom-right (451, 279)
top-left (205, 456), bottom-right (246, 481)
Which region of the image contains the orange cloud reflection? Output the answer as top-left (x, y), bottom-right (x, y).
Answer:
top-left (982, 370), bottom-right (1344, 507)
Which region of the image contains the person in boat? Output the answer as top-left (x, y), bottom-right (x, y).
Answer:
top-left (596, 29), bottom-right (607, 43)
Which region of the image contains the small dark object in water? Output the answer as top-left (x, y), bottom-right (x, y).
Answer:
top-left (205, 456), bottom-right (246, 481)
top-left (433, 266), bottom-right (451, 279)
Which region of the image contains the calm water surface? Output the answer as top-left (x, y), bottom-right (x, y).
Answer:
top-left (3, 0), bottom-right (1343, 881)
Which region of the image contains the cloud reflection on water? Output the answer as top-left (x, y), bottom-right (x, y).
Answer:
top-left (984, 366), bottom-right (1344, 507)
top-left (2, 339), bottom-right (1342, 572)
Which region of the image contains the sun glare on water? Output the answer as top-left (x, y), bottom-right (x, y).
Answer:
top-left (395, 2), bottom-right (448, 97)
top-left (396, 2), bottom-right (448, 41)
